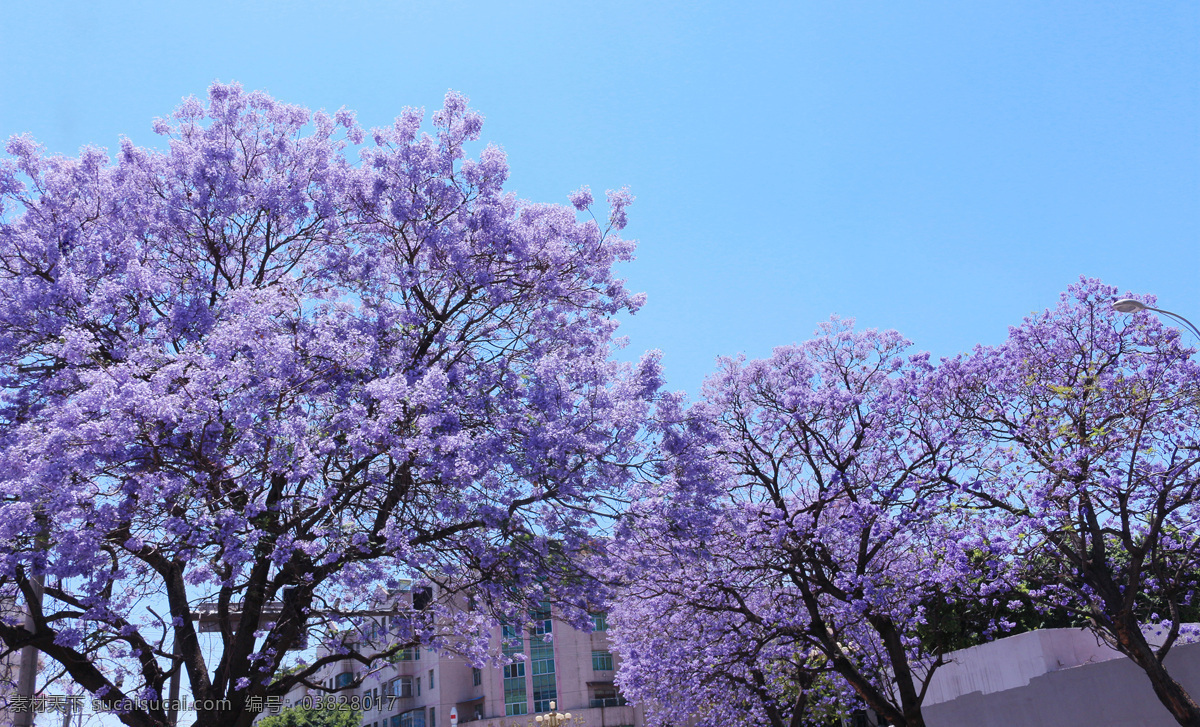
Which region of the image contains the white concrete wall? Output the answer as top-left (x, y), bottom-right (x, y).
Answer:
top-left (922, 629), bottom-right (1200, 727)
top-left (924, 628), bottom-right (1123, 705)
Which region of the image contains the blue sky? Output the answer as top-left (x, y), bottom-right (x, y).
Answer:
top-left (1, 2), bottom-right (1197, 722)
top-left (2, 0), bottom-right (1197, 397)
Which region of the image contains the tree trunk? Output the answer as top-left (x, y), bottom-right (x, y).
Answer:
top-left (1113, 621), bottom-right (1200, 727)
top-left (1136, 656), bottom-right (1200, 726)
top-left (870, 615), bottom-right (927, 727)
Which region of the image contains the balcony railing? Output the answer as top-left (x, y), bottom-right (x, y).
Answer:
top-left (588, 697), bottom-right (628, 708)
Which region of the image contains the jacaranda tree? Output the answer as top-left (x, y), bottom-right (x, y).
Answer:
top-left (0, 84), bottom-right (661, 727)
top-left (943, 279), bottom-right (1200, 726)
top-left (611, 321), bottom-right (1000, 727)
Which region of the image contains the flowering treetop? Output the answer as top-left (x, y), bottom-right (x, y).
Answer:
top-left (611, 320), bottom-right (999, 727)
top-left (0, 84), bottom-right (660, 727)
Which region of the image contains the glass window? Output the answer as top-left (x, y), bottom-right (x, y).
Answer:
top-left (590, 612), bottom-right (608, 632)
top-left (336, 672), bottom-right (354, 689)
top-left (531, 602), bottom-right (552, 635)
top-left (592, 651), bottom-right (614, 671)
top-left (530, 636), bottom-right (554, 676)
top-left (428, 669), bottom-right (435, 689)
top-left (397, 709), bottom-right (425, 727)
top-left (472, 667), bottom-right (482, 687)
top-left (531, 673), bottom-right (557, 712)
top-left (501, 623), bottom-right (523, 656)
top-left (390, 677), bottom-right (414, 698)
top-left (503, 661), bottom-right (527, 715)
top-left (589, 685), bottom-right (627, 708)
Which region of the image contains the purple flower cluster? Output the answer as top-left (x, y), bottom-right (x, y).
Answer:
top-left (0, 84), bottom-right (658, 725)
top-left (609, 282), bottom-right (1200, 727)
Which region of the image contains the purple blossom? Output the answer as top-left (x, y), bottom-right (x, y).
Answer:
top-left (942, 277), bottom-right (1200, 724)
top-left (568, 185), bottom-right (593, 211)
top-left (0, 83), bottom-right (655, 726)
top-left (610, 320), bottom-right (997, 726)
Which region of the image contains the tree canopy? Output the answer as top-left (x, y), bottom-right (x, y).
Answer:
top-left (941, 279), bottom-right (1200, 725)
top-left (610, 281), bottom-right (1200, 727)
top-left (0, 84), bottom-right (660, 727)
top-left (611, 321), bottom-right (1001, 727)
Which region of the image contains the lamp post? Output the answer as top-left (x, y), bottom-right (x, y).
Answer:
top-left (534, 701), bottom-right (573, 727)
top-left (1112, 298), bottom-right (1200, 340)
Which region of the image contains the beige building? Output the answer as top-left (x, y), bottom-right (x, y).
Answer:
top-left (286, 594), bottom-right (641, 727)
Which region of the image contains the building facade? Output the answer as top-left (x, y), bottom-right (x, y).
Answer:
top-left (287, 600), bottom-right (642, 727)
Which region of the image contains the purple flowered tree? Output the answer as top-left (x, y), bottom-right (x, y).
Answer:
top-left (0, 84), bottom-right (660, 727)
top-left (942, 279), bottom-right (1200, 726)
top-left (610, 321), bottom-right (999, 727)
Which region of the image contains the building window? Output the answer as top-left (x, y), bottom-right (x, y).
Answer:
top-left (503, 662), bottom-right (527, 715)
top-left (336, 672), bottom-right (354, 689)
top-left (428, 669), bottom-right (435, 689)
top-left (592, 651), bottom-right (614, 671)
top-left (416, 675), bottom-right (421, 697)
top-left (531, 638), bottom-right (555, 676)
top-left (390, 676), bottom-right (414, 698)
top-left (395, 709), bottom-right (425, 727)
top-left (532, 673), bottom-right (557, 713)
top-left (365, 619), bottom-right (384, 643)
top-left (501, 623), bottom-right (523, 655)
top-left (590, 612), bottom-right (608, 632)
top-left (472, 667), bottom-right (482, 687)
top-left (531, 636), bottom-right (556, 712)
top-left (590, 685), bottom-right (627, 708)
top-left (429, 708), bottom-right (434, 726)
top-left (531, 602), bottom-right (552, 635)
top-left (397, 644), bottom-right (419, 661)
top-left (412, 586), bottom-right (433, 611)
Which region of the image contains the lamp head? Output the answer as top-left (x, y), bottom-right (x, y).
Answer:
top-left (1113, 299), bottom-right (1148, 313)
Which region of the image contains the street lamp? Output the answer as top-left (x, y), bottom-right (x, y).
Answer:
top-left (1112, 299), bottom-right (1200, 340)
top-left (534, 701), bottom-right (573, 726)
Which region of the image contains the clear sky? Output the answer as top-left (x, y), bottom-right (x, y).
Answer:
top-left (1, 3), bottom-right (1197, 722)
top-left (2, 0), bottom-right (1197, 397)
